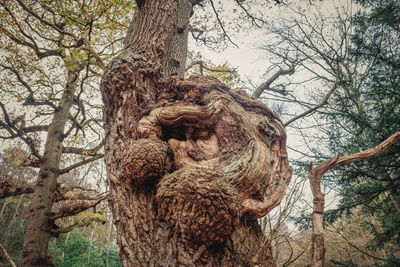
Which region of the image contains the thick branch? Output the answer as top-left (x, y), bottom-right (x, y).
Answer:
top-left (51, 216), bottom-right (107, 234)
top-left (309, 131), bottom-right (400, 267)
top-left (62, 141), bottom-right (103, 156)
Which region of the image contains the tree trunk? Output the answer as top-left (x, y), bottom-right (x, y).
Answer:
top-left (19, 71), bottom-right (78, 267)
top-left (101, 1), bottom-right (292, 266)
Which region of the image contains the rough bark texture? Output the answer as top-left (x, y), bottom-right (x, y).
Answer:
top-left (101, 1), bottom-right (292, 266)
top-left (309, 131), bottom-right (400, 267)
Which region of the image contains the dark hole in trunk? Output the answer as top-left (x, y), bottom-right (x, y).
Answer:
top-left (162, 126), bottom-right (187, 141)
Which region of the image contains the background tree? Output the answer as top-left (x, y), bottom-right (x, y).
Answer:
top-left (0, 0), bottom-right (134, 265)
top-left (323, 0), bottom-right (400, 263)
top-left (258, 1), bottom-right (400, 265)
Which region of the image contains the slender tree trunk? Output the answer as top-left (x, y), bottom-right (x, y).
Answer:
top-left (1, 195), bottom-right (22, 244)
top-left (309, 166), bottom-right (326, 267)
top-left (101, 1), bottom-right (291, 266)
top-left (19, 71), bottom-right (79, 267)
top-left (309, 132), bottom-right (400, 267)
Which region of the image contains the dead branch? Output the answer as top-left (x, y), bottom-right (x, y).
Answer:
top-left (51, 194), bottom-right (108, 220)
top-left (309, 131), bottom-right (400, 267)
top-left (252, 65), bottom-right (295, 99)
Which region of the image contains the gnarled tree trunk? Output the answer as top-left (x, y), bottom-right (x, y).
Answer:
top-left (100, 1), bottom-right (292, 266)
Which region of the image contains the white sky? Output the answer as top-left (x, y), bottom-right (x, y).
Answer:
top-left (188, 0), bottom-right (358, 217)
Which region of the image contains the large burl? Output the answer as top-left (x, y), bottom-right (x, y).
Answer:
top-left (125, 75), bottom-right (292, 247)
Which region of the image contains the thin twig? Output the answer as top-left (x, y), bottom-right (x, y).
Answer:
top-left (0, 243), bottom-right (17, 267)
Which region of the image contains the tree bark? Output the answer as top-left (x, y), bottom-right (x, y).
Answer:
top-left (19, 71), bottom-right (78, 267)
top-left (309, 131), bottom-right (400, 267)
top-left (101, 0), bottom-right (292, 266)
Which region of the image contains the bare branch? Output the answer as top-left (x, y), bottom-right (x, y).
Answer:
top-left (0, 243), bottom-right (17, 267)
top-left (252, 65), bottom-right (295, 99)
top-left (284, 80), bottom-right (338, 127)
top-left (309, 131), bottom-right (400, 267)
top-left (58, 154), bottom-right (103, 175)
top-left (0, 178), bottom-right (34, 199)
top-left (327, 224), bottom-right (385, 261)
top-left (209, 0), bottom-right (238, 48)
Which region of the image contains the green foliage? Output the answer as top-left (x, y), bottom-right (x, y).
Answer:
top-left (49, 230), bottom-right (121, 267)
top-left (323, 0), bottom-right (400, 261)
top-left (380, 255), bottom-right (400, 267)
top-left (0, 200), bottom-right (25, 263)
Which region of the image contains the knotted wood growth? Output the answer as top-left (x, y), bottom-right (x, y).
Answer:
top-left (100, 1), bottom-right (291, 265)
top-left (137, 75), bottom-right (292, 222)
top-left (101, 73), bottom-right (291, 265)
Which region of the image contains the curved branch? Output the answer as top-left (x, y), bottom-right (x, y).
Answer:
top-left (284, 80), bottom-right (338, 127)
top-left (209, 0), bottom-right (238, 48)
top-left (327, 225), bottom-right (385, 261)
top-left (309, 131), bottom-right (400, 267)
top-left (252, 65), bottom-right (295, 99)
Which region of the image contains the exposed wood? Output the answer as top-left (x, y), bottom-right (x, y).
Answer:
top-left (101, 1), bottom-right (292, 265)
top-left (309, 131), bottom-right (400, 267)
top-left (252, 65), bottom-right (295, 99)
